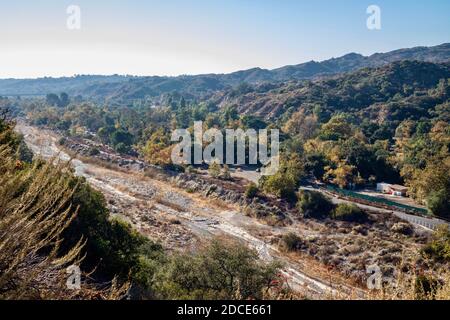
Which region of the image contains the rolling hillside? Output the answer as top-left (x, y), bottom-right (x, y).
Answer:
top-left (210, 60), bottom-right (450, 120)
top-left (0, 43), bottom-right (449, 103)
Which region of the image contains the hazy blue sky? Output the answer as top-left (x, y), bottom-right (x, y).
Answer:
top-left (0, 0), bottom-right (449, 78)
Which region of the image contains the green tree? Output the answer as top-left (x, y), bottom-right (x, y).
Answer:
top-left (427, 189), bottom-right (450, 219)
top-left (144, 128), bottom-right (171, 165)
top-left (46, 93), bottom-right (60, 107)
top-left (260, 154), bottom-right (304, 201)
top-left (319, 114), bottom-right (354, 141)
top-left (58, 92), bottom-right (70, 108)
top-left (154, 240), bottom-right (281, 300)
top-left (62, 176), bottom-right (145, 278)
top-left (304, 152), bottom-right (329, 180)
top-left (111, 129), bottom-right (133, 147)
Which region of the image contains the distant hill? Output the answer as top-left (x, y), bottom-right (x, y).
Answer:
top-left (269, 43), bottom-right (450, 81)
top-left (211, 60), bottom-right (450, 120)
top-left (0, 75), bottom-right (132, 97)
top-left (0, 43), bottom-right (449, 102)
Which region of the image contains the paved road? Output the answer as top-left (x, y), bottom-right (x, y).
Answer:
top-left (300, 186), bottom-right (449, 231)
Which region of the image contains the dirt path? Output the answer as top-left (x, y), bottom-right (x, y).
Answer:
top-left (16, 122), bottom-right (363, 299)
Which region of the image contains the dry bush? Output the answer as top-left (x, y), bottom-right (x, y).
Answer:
top-left (0, 146), bottom-right (79, 298)
top-left (0, 146), bottom-right (128, 299)
top-left (367, 270), bottom-right (450, 300)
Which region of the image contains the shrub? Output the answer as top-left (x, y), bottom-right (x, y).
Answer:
top-left (221, 164), bottom-right (232, 180)
top-left (333, 203), bottom-right (368, 222)
top-left (114, 142), bottom-right (130, 154)
top-left (130, 240), bottom-right (166, 299)
top-left (0, 117), bottom-right (131, 299)
top-left (58, 137), bottom-right (66, 145)
top-left (421, 225), bottom-right (450, 262)
top-left (153, 240), bottom-right (281, 300)
top-left (414, 275), bottom-right (440, 299)
top-left (261, 173), bottom-right (297, 202)
top-left (245, 183), bottom-right (259, 199)
top-left (89, 147), bottom-right (100, 156)
top-left (16, 140), bottom-right (33, 163)
top-left (208, 161), bottom-right (221, 178)
top-left (279, 232), bottom-right (303, 252)
top-left (0, 151), bottom-right (83, 299)
top-left (62, 176), bottom-right (146, 278)
top-left (391, 222), bottom-right (413, 235)
top-left (111, 129), bottom-right (133, 147)
top-left (259, 154), bottom-right (304, 203)
top-left (296, 190), bottom-right (334, 219)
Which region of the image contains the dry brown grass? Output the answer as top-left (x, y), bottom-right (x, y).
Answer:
top-left (207, 197), bottom-right (233, 210)
top-left (367, 270), bottom-right (450, 300)
top-left (0, 146), bottom-right (82, 298)
top-left (63, 147), bottom-right (131, 173)
top-left (154, 194), bottom-right (187, 212)
top-left (0, 145), bottom-right (128, 299)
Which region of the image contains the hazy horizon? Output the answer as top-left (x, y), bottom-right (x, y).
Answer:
top-left (0, 41), bottom-right (448, 80)
top-left (1, 0), bottom-right (449, 79)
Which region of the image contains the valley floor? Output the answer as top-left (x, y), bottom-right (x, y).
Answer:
top-left (16, 122), bottom-right (438, 299)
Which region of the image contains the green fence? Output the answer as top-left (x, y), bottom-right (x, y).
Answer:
top-left (325, 186), bottom-right (429, 216)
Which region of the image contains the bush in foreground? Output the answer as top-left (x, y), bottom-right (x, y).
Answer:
top-left (153, 240), bottom-right (281, 300)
